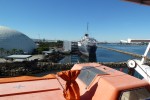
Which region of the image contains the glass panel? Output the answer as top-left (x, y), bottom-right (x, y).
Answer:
top-left (78, 66), bottom-right (107, 86)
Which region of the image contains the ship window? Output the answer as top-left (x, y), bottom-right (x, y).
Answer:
top-left (119, 87), bottom-right (150, 100)
top-left (78, 66), bottom-right (107, 86)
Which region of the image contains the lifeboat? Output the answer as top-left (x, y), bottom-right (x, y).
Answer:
top-left (0, 63), bottom-right (149, 100)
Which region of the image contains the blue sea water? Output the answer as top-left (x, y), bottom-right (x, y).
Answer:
top-left (60, 43), bottom-right (149, 63)
top-left (97, 43), bottom-right (149, 62)
top-left (96, 47), bottom-right (135, 62)
top-left (100, 44), bottom-right (147, 55)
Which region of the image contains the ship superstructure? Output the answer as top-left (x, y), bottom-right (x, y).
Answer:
top-left (78, 24), bottom-right (97, 57)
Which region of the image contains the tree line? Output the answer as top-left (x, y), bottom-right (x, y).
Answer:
top-left (0, 48), bottom-right (24, 57)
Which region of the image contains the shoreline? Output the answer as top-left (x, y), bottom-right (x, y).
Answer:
top-left (0, 61), bottom-right (144, 78)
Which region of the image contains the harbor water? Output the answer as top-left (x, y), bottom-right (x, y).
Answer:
top-left (60, 43), bottom-right (149, 63)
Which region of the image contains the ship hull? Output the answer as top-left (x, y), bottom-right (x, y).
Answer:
top-left (78, 44), bottom-right (97, 57)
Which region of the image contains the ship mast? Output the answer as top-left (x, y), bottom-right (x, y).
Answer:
top-left (85, 22), bottom-right (89, 37)
top-left (87, 22), bottom-right (89, 34)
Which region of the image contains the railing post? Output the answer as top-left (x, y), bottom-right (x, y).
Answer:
top-left (141, 42), bottom-right (150, 64)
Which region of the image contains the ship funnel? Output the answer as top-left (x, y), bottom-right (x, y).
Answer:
top-left (85, 34), bottom-right (89, 37)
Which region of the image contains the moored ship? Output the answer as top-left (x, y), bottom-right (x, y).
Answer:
top-left (78, 34), bottom-right (97, 57)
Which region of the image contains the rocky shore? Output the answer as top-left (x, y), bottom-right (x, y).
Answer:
top-left (0, 60), bottom-right (143, 77)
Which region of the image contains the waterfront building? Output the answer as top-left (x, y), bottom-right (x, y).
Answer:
top-left (63, 41), bottom-right (71, 52)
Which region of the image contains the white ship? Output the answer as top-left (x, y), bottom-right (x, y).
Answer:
top-left (78, 33), bottom-right (97, 57)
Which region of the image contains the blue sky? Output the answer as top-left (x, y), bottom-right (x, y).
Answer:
top-left (0, 0), bottom-right (150, 42)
